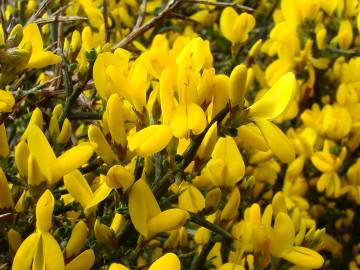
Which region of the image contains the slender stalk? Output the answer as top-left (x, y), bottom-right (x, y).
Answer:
top-left (182, 0), bottom-right (255, 12)
top-left (190, 214), bottom-right (233, 242)
top-left (191, 234), bottom-right (217, 270)
top-left (111, 0), bottom-right (182, 50)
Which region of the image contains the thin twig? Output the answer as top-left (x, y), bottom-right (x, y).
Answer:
top-left (183, 0), bottom-right (255, 12)
top-left (34, 16), bottom-right (88, 25)
top-left (111, 0), bottom-right (182, 50)
top-left (133, 0), bottom-right (147, 30)
top-left (191, 234), bottom-right (217, 270)
top-left (27, 0), bottom-right (53, 24)
top-left (190, 214), bottom-right (233, 242)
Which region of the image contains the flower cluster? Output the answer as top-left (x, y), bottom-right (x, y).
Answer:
top-left (0, 0), bottom-right (359, 269)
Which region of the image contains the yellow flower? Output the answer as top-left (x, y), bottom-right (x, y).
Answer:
top-left (13, 190), bottom-right (65, 270)
top-left (247, 72), bottom-right (297, 163)
top-left (109, 253), bottom-right (181, 270)
top-left (0, 123), bottom-right (9, 158)
top-left (19, 23), bottom-right (60, 69)
top-left (26, 125), bottom-right (94, 184)
top-left (206, 136), bottom-right (245, 187)
top-left (106, 164), bottom-right (134, 190)
top-left (128, 179), bottom-right (189, 238)
top-left (0, 167), bottom-right (13, 209)
top-left (337, 20), bottom-right (353, 50)
top-left (88, 124), bottom-right (119, 165)
top-left (0, 89), bottom-right (15, 113)
top-left (128, 124), bottom-right (173, 156)
top-left (178, 182), bottom-right (205, 213)
top-left (269, 212), bottom-right (324, 269)
top-left (311, 140), bottom-right (346, 198)
top-left (220, 7), bottom-right (255, 44)
top-left (64, 170), bottom-right (112, 216)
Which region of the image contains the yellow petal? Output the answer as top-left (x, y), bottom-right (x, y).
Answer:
top-left (13, 233), bottom-right (40, 270)
top-left (94, 219), bottom-right (116, 246)
top-left (65, 249), bottom-right (95, 270)
top-left (128, 124), bottom-right (173, 156)
top-left (57, 118), bottom-right (72, 144)
top-left (109, 263), bottom-right (130, 270)
top-left (255, 119), bottom-right (295, 163)
top-left (14, 141), bottom-right (29, 178)
top-left (106, 165), bottom-right (134, 190)
top-left (148, 253), bottom-right (181, 270)
top-left (236, 123), bottom-right (269, 151)
top-left (220, 7), bottom-right (238, 43)
top-left (0, 123), bottom-right (9, 158)
top-left (36, 190), bottom-right (55, 232)
top-left (197, 122), bottom-right (218, 159)
top-left (51, 143), bottom-right (94, 183)
top-left (311, 152), bottom-right (334, 172)
top-left (88, 124), bottom-right (119, 165)
top-left (0, 167), bottom-right (13, 209)
top-left (170, 103), bottom-right (207, 138)
top-left (160, 67), bottom-right (175, 124)
top-left (179, 184), bottom-right (205, 213)
top-left (221, 187), bottom-right (241, 220)
top-left (249, 72), bottom-right (296, 119)
top-left (28, 154), bottom-right (45, 186)
top-left (270, 212), bottom-right (294, 257)
top-left (85, 179), bottom-right (112, 214)
top-left (229, 64), bottom-right (247, 108)
top-left (147, 209), bottom-right (190, 238)
top-left (21, 107), bottom-right (43, 141)
top-left (128, 179), bottom-right (161, 237)
top-left (282, 246), bottom-right (324, 269)
top-left (42, 232), bottom-right (65, 270)
top-left (64, 170), bottom-right (93, 210)
top-left (107, 94), bottom-right (127, 147)
top-left (65, 221), bottom-right (88, 259)
top-left (27, 124), bottom-right (56, 182)
top-left (211, 136), bottom-right (245, 186)
top-left (7, 229), bottom-right (22, 253)
top-left (0, 89), bottom-right (15, 113)
top-left (218, 263), bottom-right (245, 270)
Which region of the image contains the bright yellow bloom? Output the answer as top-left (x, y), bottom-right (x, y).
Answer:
top-left (0, 89), bottom-right (15, 113)
top-left (109, 253), bottom-right (181, 270)
top-left (128, 124), bottom-right (173, 156)
top-left (178, 182), bottom-right (205, 213)
top-left (88, 124), bottom-right (119, 165)
top-left (0, 167), bottom-right (13, 209)
top-left (0, 123), bottom-right (9, 158)
top-left (206, 136), bottom-right (245, 187)
top-left (128, 179), bottom-right (189, 238)
top-left (19, 23), bottom-right (60, 69)
top-left (269, 212), bottom-right (324, 268)
top-left (247, 72), bottom-right (297, 163)
top-left (106, 164), bottom-right (134, 190)
top-left (65, 221), bottom-right (89, 259)
top-left (64, 170), bottom-right (112, 216)
top-left (220, 7), bottom-right (255, 44)
top-left (13, 190), bottom-right (65, 270)
top-left (27, 125), bottom-right (94, 184)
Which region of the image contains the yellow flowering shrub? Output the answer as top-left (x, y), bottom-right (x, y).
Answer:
top-left (0, 1), bottom-right (359, 270)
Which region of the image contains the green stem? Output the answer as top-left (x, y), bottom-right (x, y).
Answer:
top-left (190, 213), bottom-right (233, 242)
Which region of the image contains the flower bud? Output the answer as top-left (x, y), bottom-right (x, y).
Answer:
top-left (65, 221), bottom-right (89, 259)
top-left (0, 167), bottom-right (13, 209)
top-left (0, 123), bottom-right (9, 158)
top-left (106, 165), bottom-right (134, 190)
top-left (6, 24), bottom-right (23, 47)
top-left (36, 190), bottom-right (54, 232)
